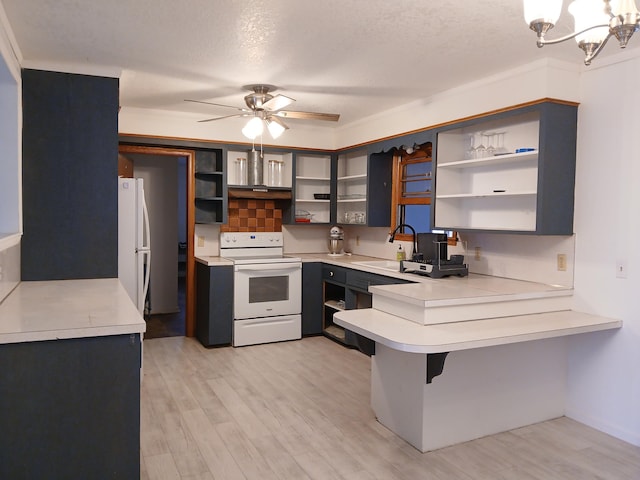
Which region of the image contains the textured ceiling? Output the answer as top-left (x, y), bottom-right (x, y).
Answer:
top-left (3, 0), bottom-right (638, 126)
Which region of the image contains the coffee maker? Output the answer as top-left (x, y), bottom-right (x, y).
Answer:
top-left (328, 226), bottom-right (344, 256)
top-left (401, 232), bottom-right (469, 278)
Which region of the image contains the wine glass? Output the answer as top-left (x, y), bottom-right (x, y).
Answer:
top-left (494, 132), bottom-right (508, 154)
top-left (465, 134), bottom-right (475, 160)
top-left (484, 132), bottom-right (496, 156)
top-left (473, 132), bottom-right (486, 158)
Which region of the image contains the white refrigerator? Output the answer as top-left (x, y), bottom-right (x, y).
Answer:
top-left (118, 177), bottom-right (151, 314)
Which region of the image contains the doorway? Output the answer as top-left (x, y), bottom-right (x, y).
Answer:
top-left (118, 145), bottom-right (196, 338)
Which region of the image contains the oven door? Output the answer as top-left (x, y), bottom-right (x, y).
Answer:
top-left (234, 262), bottom-right (302, 319)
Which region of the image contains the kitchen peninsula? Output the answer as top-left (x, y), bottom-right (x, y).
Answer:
top-left (332, 273), bottom-right (621, 452)
top-left (0, 279), bottom-right (145, 479)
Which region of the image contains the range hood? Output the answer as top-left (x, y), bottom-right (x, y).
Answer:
top-left (227, 186), bottom-right (292, 200)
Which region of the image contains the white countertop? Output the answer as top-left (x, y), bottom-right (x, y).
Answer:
top-left (369, 275), bottom-right (570, 308)
top-left (0, 278), bottom-right (146, 344)
top-left (196, 256), bottom-right (234, 266)
top-left (196, 252), bottom-right (572, 305)
top-left (334, 308), bottom-right (622, 354)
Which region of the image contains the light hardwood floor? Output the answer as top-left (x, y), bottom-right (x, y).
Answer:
top-left (140, 336), bottom-right (640, 480)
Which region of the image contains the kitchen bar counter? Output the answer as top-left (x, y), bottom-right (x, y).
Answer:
top-left (0, 278), bottom-right (146, 344)
top-left (334, 308), bottom-right (621, 354)
top-left (333, 292), bottom-right (621, 452)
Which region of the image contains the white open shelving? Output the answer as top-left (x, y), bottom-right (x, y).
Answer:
top-left (337, 150), bottom-right (368, 224)
top-left (435, 111), bottom-right (542, 232)
top-left (294, 153), bottom-right (332, 224)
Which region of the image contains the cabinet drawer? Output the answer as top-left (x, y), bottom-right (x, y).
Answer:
top-left (346, 270), bottom-right (408, 291)
top-left (322, 265), bottom-right (347, 283)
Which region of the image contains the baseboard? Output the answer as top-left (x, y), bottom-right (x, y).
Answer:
top-left (566, 409), bottom-right (640, 447)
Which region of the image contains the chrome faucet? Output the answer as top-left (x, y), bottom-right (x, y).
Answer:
top-left (388, 223), bottom-right (419, 261)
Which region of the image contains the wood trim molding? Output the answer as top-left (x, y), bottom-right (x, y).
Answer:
top-left (118, 144), bottom-right (197, 337)
top-left (121, 99), bottom-right (578, 154)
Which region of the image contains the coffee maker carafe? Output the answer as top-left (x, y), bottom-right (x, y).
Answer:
top-left (328, 226), bottom-right (344, 256)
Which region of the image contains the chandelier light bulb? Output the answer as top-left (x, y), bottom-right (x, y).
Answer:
top-left (523, 0), bottom-right (562, 26)
top-left (610, 0), bottom-right (640, 16)
top-left (569, 0), bottom-right (610, 44)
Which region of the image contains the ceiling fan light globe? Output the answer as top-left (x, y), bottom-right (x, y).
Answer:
top-left (242, 116), bottom-right (264, 139)
top-left (266, 117), bottom-right (288, 139)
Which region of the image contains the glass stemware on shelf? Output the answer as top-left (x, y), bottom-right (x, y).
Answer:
top-left (494, 131), bottom-right (508, 154)
top-left (473, 132), bottom-right (486, 159)
top-left (466, 131), bottom-right (509, 158)
top-left (484, 132), bottom-right (496, 157)
top-left (465, 134), bottom-right (475, 160)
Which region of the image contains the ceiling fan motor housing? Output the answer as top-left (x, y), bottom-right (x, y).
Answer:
top-left (244, 92), bottom-right (273, 111)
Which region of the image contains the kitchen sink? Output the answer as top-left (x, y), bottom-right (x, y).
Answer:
top-left (353, 260), bottom-right (401, 272)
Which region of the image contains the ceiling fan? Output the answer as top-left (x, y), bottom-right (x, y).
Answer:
top-left (185, 84), bottom-right (340, 139)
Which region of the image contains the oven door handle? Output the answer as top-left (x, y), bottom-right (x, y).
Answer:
top-left (234, 262), bottom-right (301, 272)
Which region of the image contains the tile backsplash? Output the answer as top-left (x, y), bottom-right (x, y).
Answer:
top-left (221, 199), bottom-right (284, 233)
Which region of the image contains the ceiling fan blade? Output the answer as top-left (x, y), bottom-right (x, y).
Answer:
top-left (274, 110), bottom-right (340, 122)
top-left (198, 113), bottom-right (250, 123)
top-left (185, 99), bottom-right (249, 112)
top-left (262, 94), bottom-right (295, 112)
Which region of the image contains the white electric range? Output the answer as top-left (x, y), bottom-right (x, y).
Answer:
top-left (220, 232), bottom-right (302, 347)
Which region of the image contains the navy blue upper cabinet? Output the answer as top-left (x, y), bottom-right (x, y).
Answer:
top-left (195, 149), bottom-right (226, 224)
top-left (22, 69), bottom-right (119, 280)
top-left (434, 100), bottom-right (578, 235)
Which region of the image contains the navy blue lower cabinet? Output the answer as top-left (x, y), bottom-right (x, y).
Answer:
top-left (0, 334), bottom-right (141, 479)
top-left (302, 262), bottom-right (323, 336)
top-left (324, 265), bottom-right (413, 355)
top-left (196, 262), bottom-right (233, 347)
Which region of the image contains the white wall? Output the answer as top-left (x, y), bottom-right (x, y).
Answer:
top-left (0, 241), bottom-right (19, 301)
top-left (194, 223), bottom-right (220, 257)
top-left (0, 6), bottom-right (22, 301)
top-left (335, 59), bottom-right (581, 149)
top-left (565, 53), bottom-right (640, 446)
top-left (119, 106), bottom-right (337, 150)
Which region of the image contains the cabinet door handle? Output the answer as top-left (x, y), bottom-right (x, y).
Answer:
top-left (329, 271), bottom-right (334, 277)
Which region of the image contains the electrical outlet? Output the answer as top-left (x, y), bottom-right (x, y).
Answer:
top-left (197, 235), bottom-right (205, 247)
top-left (616, 259), bottom-right (627, 279)
top-left (557, 253), bottom-right (567, 271)
top-left (474, 246), bottom-right (481, 261)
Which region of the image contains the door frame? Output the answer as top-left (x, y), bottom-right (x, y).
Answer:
top-left (118, 144), bottom-right (197, 337)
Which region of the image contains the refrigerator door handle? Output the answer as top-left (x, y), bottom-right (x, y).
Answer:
top-left (140, 193), bottom-right (151, 313)
top-left (141, 249), bottom-right (151, 314)
top-left (141, 191), bottom-right (151, 252)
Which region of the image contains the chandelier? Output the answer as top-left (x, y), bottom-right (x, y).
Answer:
top-left (524, 0), bottom-right (640, 65)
